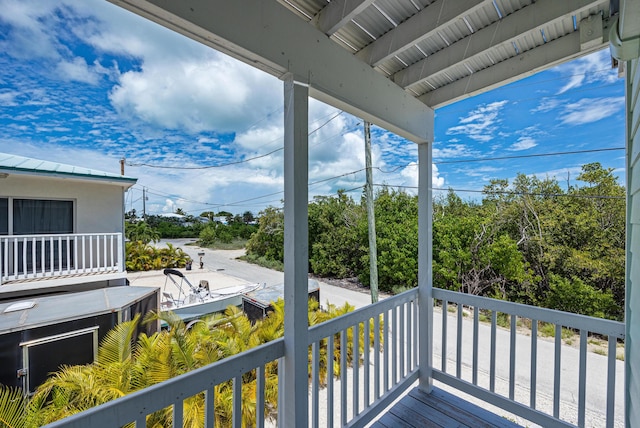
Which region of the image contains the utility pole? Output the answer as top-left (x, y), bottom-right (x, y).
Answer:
top-left (364, 121), bottom-right (379, 303)
top-left (120, 158), bottom-right (125, 175)
top-left (142, 187), bottom-right (147, 221)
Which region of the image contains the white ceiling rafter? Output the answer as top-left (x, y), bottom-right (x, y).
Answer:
top-left (393, 0), bottom-right (608, 93)
top-left (418, 26), bottom-right (608, 108)
top-left (356, 0), bottom-right (492, 67)
top-left (313, 0), bottom-right (376, 35)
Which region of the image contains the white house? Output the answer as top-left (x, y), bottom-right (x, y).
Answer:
top-left (0, 153), bottom-right (137, 299)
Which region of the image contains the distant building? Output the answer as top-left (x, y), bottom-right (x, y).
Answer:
top-left (0, 152), bottom-right (137, 299)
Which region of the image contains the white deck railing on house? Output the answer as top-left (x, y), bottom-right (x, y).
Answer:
top-left (0, 233), bottom-right (123, 285)
top-left (432, 288), bottom-right (625, 428)
top-left (40, 288), bottom-right (624, 428)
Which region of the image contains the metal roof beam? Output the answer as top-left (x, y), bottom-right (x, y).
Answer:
top-left (313, 0), bottom-right (376, 35)
top-left (108, 0), bottom-right (433, 143)
top-left (356, 0), bottom-right (491, 67)
top-left (419, 28), bottom-right (608, 108)
top-left (395, 0), bottom-right (604, 90)
top-left (619, 0), bottom-right (640, 39)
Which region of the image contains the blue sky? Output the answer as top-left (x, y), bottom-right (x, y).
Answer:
top-left (0, 0), bottom-right (626, 216)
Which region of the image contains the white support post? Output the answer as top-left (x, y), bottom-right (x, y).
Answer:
top-left (418, 141), bottom-right (433, 391)
top-left (282, 75), bottom-right (309, 427)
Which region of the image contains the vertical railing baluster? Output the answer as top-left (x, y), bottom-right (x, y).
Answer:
top-left (374, 315), bottom-right (380, 400)
top-left (89, 235), bottom-right (94, 272)
top-left (232, 375), bottom-right (242, 428)
top-left (341, 329), bottom-right (347, 426)
top-left (413, 299), bottom-right (418, 371)
top-left (364, 318), bottom-right (370, 408)
top-left (442, 300), bottom-right (448, 372)
top-left (57, 236), bottom-right (62, 274)
top-left (66, 235), bottom-right (70, 274)
top-left (82, 235), bottom-right (86, 272)
top-left (40, 237), bottom-right (45, 276)
top-left (22, 237), bottom-right (27, 277)
top-left (327, 335), bottom-right (334, 428)
top-left (256, 366), bottom-right (265, 428)
top-left (204, 387), bottom-right (215, 428)
top-left (135, 416), bottom-right (146, 428)
top-left (96, 235), bottom-right (101, 270)
top-left (472, 306), bottom-right (479, 385)
top-left (383, 309), bottom-right (389, 392)
top-left (392, 307), bottom-right (397, 385)
top-left (173, 400), bottom-right (183, 428)
top-left (109, 234), bottom-right (114, 269)
top-left (509, 314), bottom-right (516, 400)
top-left (554, 324), bottom-right (562, 419)
top-left (353, 323), bottom-right (359, 418)
top-left (406, 301), bottom-right (412, 370)
top-left (531, 319), bottom-right (538, 409)
top-left (31, 237), bottom-right (36, 276)
top-left (578, 330), bottom-right (587, 427)
top-left (400, 303), bottom-right (405, 379)
top-left (103, 233), bottom-right (107, 269)
top-left (278, 357), bottom-right (284, 426)
top-left (49, 236), bottom-right (53, 276)
top-left (606, 336), bottom-right (617, 428)
top-left (490, 311), bottom-right (497, 392)
top-left (73, 235), bottom-right (78, 273)
top-left (312, 342), bottom-right (319, 428)
top-left (456, 303), bottom-right (462, 379)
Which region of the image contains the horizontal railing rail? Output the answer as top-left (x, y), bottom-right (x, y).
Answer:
top-left (432, 288), bottom-right (625, 428)
top-left (44, 338), bottom-right (286, 428)
top-left (0, 233), bottom-right (123, 285)
top-left (308, 288), bottom-right (419, 428)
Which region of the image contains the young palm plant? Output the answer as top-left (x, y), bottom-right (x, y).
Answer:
top-left (0, 299), bottom-right (379, 427)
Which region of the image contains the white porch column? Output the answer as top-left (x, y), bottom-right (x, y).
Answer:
top-left (282, 74), bottom-right (309, 427)
top-left (417, 141), bottom-right (433, 391)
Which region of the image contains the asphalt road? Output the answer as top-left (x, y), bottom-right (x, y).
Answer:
top-left (159, 239), bottom-right (624, 427)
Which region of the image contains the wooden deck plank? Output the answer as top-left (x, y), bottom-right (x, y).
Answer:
top-left (375, 387), bottom-right (524, 428)
top-left (390, 399), bottom-right (465, 427)
top-left (371, 411), bottom-right (415, 428)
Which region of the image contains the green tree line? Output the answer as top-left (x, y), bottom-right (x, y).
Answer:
top-left (246, 163), bottom-right (624, 320)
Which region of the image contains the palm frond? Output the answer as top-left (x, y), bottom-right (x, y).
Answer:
top-left (0, 385), bottom-right (27, 428)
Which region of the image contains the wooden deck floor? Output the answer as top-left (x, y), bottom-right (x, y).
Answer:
top-left (371, 387), bottom-right (524, 428)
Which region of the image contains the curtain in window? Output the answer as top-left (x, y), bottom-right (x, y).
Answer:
top-left (13, 199), bottom-right (73, 235)
top-left (0, 198), bottom-right (7, 235)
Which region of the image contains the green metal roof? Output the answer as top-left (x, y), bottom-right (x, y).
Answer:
top-left (0, 152), bottom-right (137, 186)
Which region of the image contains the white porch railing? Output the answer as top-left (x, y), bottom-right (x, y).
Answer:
top-left (39, 288), bottom-right (623, 428)
top-left (432, 288), bottom-right (625, 428)
top-left (40, 289), bottom-right (417, 428)
top-left (0, 233), bottom-right (124, 285)
top-left (307, 288), bottom-right (419, 427)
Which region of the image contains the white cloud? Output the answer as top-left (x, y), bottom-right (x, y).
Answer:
top-left (560, 97), bottom-right (625, 125)
top-left (446, 100), bottom-right (508, 142)
top-left (433, 143), bottom-right (477, 159)
top-left (554, 51), bottom-right (618, 95)
top-left (56, 57), bottom-right (100, 85)
top-left (508, 136), bottom-right (537, 151)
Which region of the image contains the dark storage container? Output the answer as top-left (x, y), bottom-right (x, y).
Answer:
top-left (0, 286), bottom-right (158, 393)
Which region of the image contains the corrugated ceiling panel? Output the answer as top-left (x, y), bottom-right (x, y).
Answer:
top-left (493, 0), bottom-right (533, 19)
top-left (278, 0), bottom-right (323, 20)
top-left (376, 0), bottom-right (423, 26)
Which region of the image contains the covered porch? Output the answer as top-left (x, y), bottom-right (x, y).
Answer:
top-left (47, 0), bottom-right (640, 426)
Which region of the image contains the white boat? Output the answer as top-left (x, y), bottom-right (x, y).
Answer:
top-left (160, 269), bottom-right (261, 322)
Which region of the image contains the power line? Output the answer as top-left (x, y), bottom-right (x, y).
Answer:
top-left (126, 111), bottom-right (344, 170)
top-left (374, 147), bottom-right (625, 174)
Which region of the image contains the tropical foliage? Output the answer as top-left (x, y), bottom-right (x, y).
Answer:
top-left (0, 301), bottom-right (376, 427)
top-left (125, 242), bottom-right (191, 271)
top-left (247, 163), bottom-right (625, 320)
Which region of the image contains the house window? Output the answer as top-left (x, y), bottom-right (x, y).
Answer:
top-left (0, 198), bottom-right (7, 235)
top-left (12, 199), bottom-right (73, 235)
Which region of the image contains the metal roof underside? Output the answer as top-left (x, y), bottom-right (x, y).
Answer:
top-left (108, 0), bottom-right (618, 143)
top-left (0, 152), bottom-right (137, 186)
